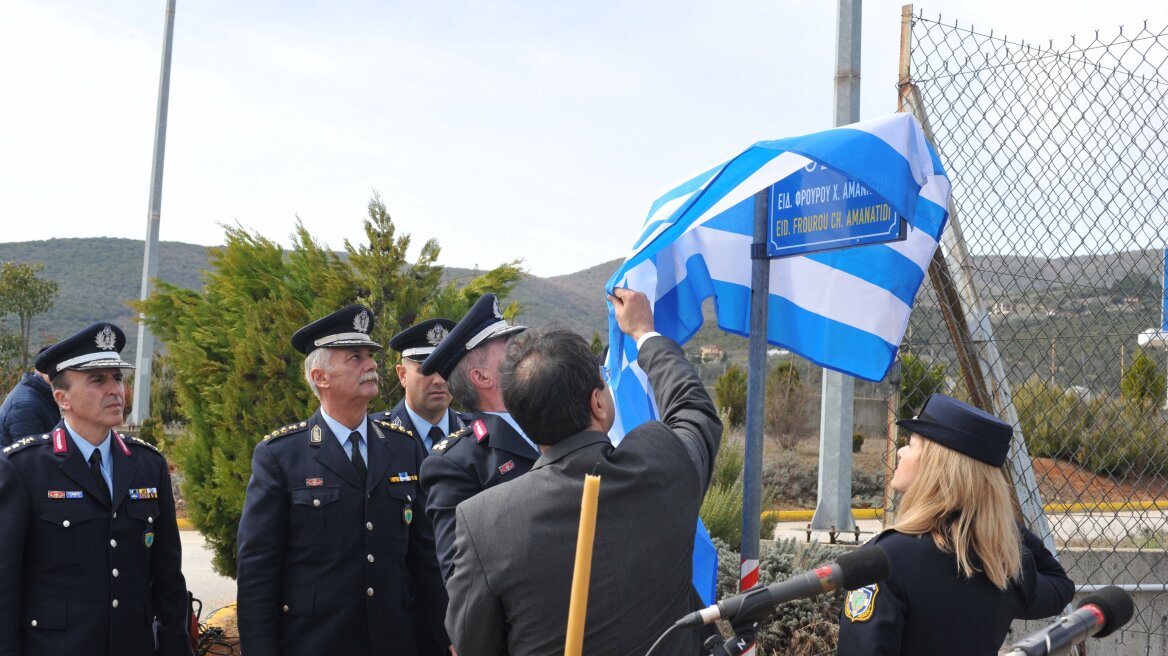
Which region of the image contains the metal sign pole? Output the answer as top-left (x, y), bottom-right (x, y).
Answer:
top-left (740, 189), bottom-right (770, 595)
top-left (811, 0), bottom-right (862, 536)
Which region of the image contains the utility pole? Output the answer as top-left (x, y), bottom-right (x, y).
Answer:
top-left (130, 0), bottom-right (177, 425)
top-left (811, 0), bottom-right (861, 537)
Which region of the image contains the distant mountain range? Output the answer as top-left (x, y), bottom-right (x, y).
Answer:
top-left (0, 238), bottom-right (1161, 390)
top-left (0, 237), bottom-right (637, 365)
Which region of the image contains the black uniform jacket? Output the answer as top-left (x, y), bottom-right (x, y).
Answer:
top-left (837, 525), bottom-right (1075, 656)
top-left (372, 401), bottom-right (466, 454)
top-left (371, 401), bottom-right (465, 656)
top-left (419, 412), bottom-right (539, 580)
top-left (0, 422), bottom-right (192, 656)
top-left (236, 411), bottom-right (449, 656)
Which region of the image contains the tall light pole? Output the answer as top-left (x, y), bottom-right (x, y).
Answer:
top-left (130, 0), bottom-right (177, 425)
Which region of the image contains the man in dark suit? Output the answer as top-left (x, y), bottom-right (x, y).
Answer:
top-left (236, 305), bottom-right (450, 656)
top-left (0, 322), bottom-right (192, 656)
top-left (445, 288), bottom-right (722, 655)
top-left (372, 318), bottom-right (465, 453)
top-left (0, 346), bottom-right (61, 446)
top-left (418, 294), bottom-right (537, 580)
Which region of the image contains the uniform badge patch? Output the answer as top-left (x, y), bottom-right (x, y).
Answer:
top-left (48, 490), bottom-right (65, 499)
top-left (306, 478), bottom-right (324, 487)
top-left (128, 487), bottom-right (159, 500)
top-left (52, 428), bottom-right (67, 454)
top-left (144, 532), bottom-right (155, 548)
top-left (473, 419), bottom-right (488, 443)
top-left (844, 584), bottom-right (879, 623)
top-left (66, 491), bottom-right (84, 499)
top-left (389, 472), bottom-right (418, 483)
top-left (310, 425), bottom-right (322, 444)
top-left (389, 416), bottom-right (404, 430)
top-left (499, 460), bottom-right (515, 475)
top-left (403, 507), bottom-right (413, 525)
top-left (96, 325), bottom-right (117, 350)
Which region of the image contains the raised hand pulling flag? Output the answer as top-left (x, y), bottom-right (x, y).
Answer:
top-left (605, 113), bottom-right (950, 439)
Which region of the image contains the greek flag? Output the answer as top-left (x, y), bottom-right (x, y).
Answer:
top-left (605, 113), bottom-right (950, 439)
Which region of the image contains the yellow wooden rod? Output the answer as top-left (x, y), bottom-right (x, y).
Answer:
top-left (564, 474), bottom-right (601, 656)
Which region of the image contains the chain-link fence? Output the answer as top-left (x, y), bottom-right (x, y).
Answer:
top-left (893, 6), bottom-right (1168, 644)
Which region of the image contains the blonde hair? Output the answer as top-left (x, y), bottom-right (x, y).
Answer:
top-left (891, 438), bottom-right (1022, 589)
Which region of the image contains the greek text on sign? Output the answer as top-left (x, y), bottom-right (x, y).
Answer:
top-left (767, 160), bottom-right (906, 258)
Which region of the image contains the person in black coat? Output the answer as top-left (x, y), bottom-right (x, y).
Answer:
top-left (235, 305), bottom-right (450, 656)
top-left (0, 349), bottom-right (61, 446)
top-left (837, 393), bottom-right (1075, 656)
top-left (418, 294), bottom-right (537, 581)
top-left (369, 318), bottom-right (464, 656)
top-left (0, 322), bottom-right (192, 656)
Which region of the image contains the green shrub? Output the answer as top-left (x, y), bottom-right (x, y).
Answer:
top-left (1122, 350), bottom-right (1166, 413)
top-left (1015, 376), bottom-right (1091, 460)
top-left (714, 538), bottom-right (850, 655)
top-left (852, 432), bottom-right (864, 453)
top-left (702, 477), bottom-right (745, 549)
top-left (898, 353), bottom-right (945, 421)
top-left (714, 365), bottom-right (748, 428)
top-left (136, 416), bottom-right (164, 448)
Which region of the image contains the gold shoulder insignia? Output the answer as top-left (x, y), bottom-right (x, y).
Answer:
top-left (375, 419), bottom-right (414, 437)
top-left (2, 434), bottom-right (50, 455)
top-left (263, 421), bottom-right (309, 443)
top-left (126, 435), bottom-right (162, 454)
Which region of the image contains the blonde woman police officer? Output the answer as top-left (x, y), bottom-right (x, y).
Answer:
top-left (838, 393), bottom-right (1074, 656)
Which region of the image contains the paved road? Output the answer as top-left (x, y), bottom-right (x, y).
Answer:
top-left (181, 531), bottom-right (236, 616)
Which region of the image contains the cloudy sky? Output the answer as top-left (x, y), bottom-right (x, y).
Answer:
top-left (0, 0), bottom-right (1160, 276)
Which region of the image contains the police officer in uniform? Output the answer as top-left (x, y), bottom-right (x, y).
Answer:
top-left (837, 394), bottom-right (1073, 655)
top-left (0, 322), bottom-right (192, 656)
top-left (369, 318), bottom-right (463, 656)
top-left (419, 293), bottom-right (536, 580)
top-left (236, 305), bottom-right (450, 656)
top-left (371, 318), bottom-right (465, 453)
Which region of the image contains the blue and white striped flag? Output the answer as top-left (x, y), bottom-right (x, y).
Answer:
top-left (605, 113), bottom-right (950, 438)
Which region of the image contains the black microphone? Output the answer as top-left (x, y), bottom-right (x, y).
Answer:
top-left (678, 546), bottom-right (890, 627)
top-left (1005, 586), bottom-right (1134, 656)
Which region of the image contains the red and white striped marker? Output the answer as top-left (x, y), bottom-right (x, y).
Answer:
top-left (739, 558), bottom-right (760, 656)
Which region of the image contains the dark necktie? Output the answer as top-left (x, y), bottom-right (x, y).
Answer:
top-left (89, 450), bottom-right (111, 504)
top-left (349, 432), bottom-right (367, 481)
top-left (428, 426), bottom-right (444, 451)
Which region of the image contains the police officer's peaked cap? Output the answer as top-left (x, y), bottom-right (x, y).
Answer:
top-left (291, 304), bottom-right (382, 355)
top-left (420, 294), bottom-right (525, 379)
top-left (35, 322), bottom-right (134, 376)
top-left (390, 318), bottom-right (456, 362)
top-left (896, 393), bottom-right (1012, 466)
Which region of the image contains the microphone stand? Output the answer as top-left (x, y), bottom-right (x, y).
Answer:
top-left (701, 586), bottom-right (776, 656)
top-left (702, 620), bottom-right (760, 656)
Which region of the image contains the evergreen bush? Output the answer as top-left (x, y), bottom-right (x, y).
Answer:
top-left (135, 201), bottom-right (522, 577)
